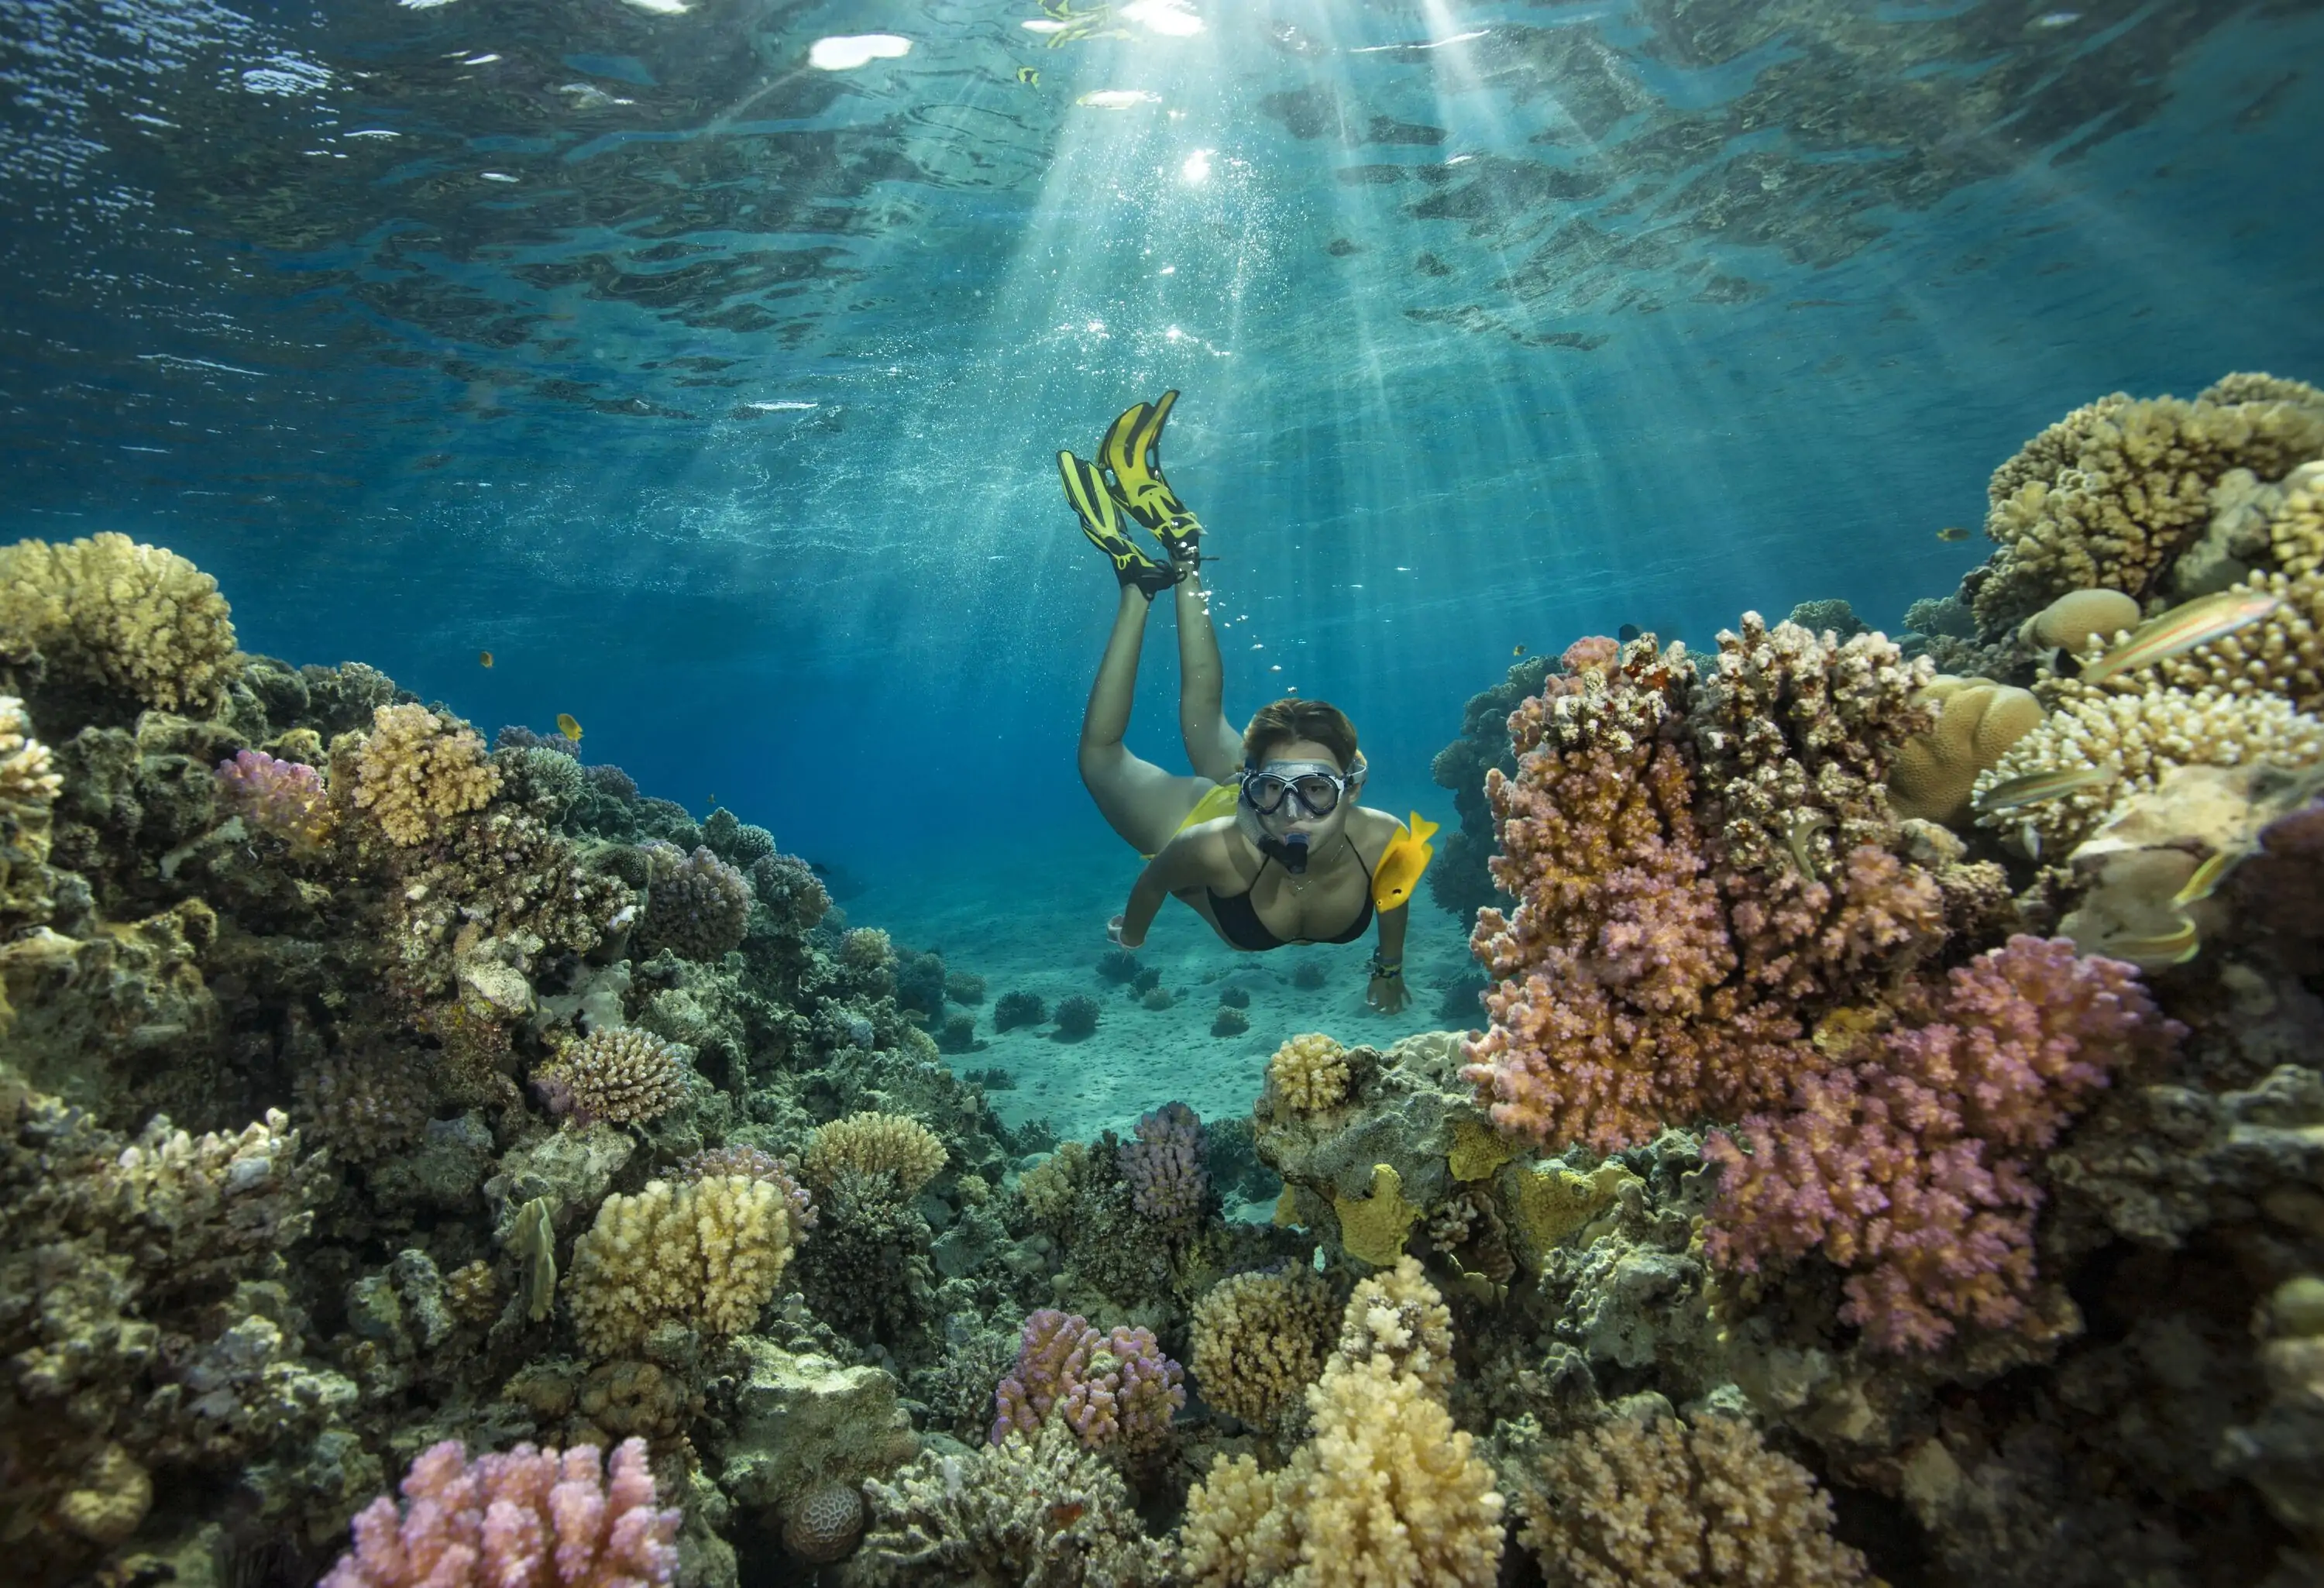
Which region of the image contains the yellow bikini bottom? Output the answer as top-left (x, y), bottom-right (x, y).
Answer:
top-left (1140, 780), bottom-right (1241, 859)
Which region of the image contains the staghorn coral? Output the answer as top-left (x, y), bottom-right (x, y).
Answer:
top-left (565, 1175), bottom-right (800, 1356)
top-left (213, 748), bottom-right (335, 852)
top-left (532, 1028), bottom-right (688, 1127)
top-left (1973, 679), bottom-right (2324, 854)
top-left (1706, 936), bottom-right (2181, 1352)
top-left (793, 1166), bottom-right (933, 1344)
top-left (1270, 1033), bottom-right (1351, 1112)
top-left (1971, 376), bottom-right (2324, 635)
top-left (0, 532), bottom-right (241, 713)
top-left (989, 1308), bottom-right (1185, 1456)
top-left (1518, 1411), bottom-right (1867, 1588)
top-left (1190, 1267), bottom-right (1337, 1430)
top-left (319, 1436), bottom-right (681, 1588)
top-left (349, 703), bottom-right (503, 847)
top-left (803, 1110), bottom-right (947, 1196)
top-left (1181, 1258), bottom-right (1502, 1588)
top-left (1119, 1100), bottom-right (1207, 1220)
top-left (855, 1419), bottom-right (1172, 1587)
top-left (1054, 992), bottom-right (1102, 1038)
top-left (637, 841), bottom-right (750, 961)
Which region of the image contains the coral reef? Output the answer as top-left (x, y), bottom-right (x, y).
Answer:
top-left (992, 990), bottom-right (1044, 1030)
top-left (0, 532), bottom-right (241, 715)
top-left (637, 842), bottom-right (751, 961)
top-left (1053, 993), bottom-right (1101, 1039)
top-left (803, 1111), bottom-right (947, 1196)
top-left (1119, 1100), bottom-right (1207, 1220)
top-left (1268, 1033), bottom-right (1351, 1112)
top-left (531, 1028), bottom-right (688, 1128)
top-left (566, 1176), bottom-right (802, 1356)
top-left (988, 1308), bottom-right (1184, 1456)
top-left (1188, 1267), bottom-right (1336, 1431)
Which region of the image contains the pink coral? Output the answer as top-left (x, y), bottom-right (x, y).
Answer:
top-left (991, 1308), bottom-right (1184, 1456)
top-left (215, 749), bottom-right (334, 851)
top-left (1706, 936), bottom-right (2181, 1352)
top-left (321, 1437), bottom-right (679, 1588)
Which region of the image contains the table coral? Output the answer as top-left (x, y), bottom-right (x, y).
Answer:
top-left (319, 1436), bottom-right (681, 1588)
top-left (533, 1028), bottom-right (688, 1128)
top-left (1181, 1257), bottom-right (1503, 1588)
top-left (803, 1109), bottom-right (947, 1196)
top-left (0, 532), bottom-right (241, 713)
top-left (989, 1308), bottom-right (1185, 1456)
top-left (1119, 1099), bottom-right (1207, 1219)
top-left (1518, 1411), bottom-right (1867, 1587)
top-left (349, 703), bottom-right (503, 846)
top-left (1970, 376), bottom-right (2324, 636)
top-left (1190, 1267), bottom-right (1336, 1429)
top-left (1706, 936), bottom-right (2181, 1352)
top-left (565, 1175), bottom-right (801, 1356)
top-left (1973, 679), bottom-right (2324, 854)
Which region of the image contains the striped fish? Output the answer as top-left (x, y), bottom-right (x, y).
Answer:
top-left (2079, 588), bottom-right (2283, 686)
top-left (1972, 765), bottom-right (2115, 816)
top-left (2097, 913), bottom-right (2201, 970)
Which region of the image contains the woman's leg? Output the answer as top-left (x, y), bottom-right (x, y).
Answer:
top-left (1173, 569), bottom-right (1246, 782)
top-left (1081, 586), bottom-right (1212, 854)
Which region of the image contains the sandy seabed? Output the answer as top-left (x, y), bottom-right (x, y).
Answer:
top-left (846, 835), bottom-right (1483, 1147)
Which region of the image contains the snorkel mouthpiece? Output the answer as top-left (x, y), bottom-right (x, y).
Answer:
top-left (1269, 831), bottom-right (1310, 875)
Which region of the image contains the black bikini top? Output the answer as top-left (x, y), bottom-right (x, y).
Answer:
top-left (1207, 834), bottom-right (1375, 951)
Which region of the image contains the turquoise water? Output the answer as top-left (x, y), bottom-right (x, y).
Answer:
top-left (7, 0), bottom-right (2322, 870)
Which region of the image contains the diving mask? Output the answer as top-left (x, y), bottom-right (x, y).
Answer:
top-left (1238, 756), bottom-right (1365, 820)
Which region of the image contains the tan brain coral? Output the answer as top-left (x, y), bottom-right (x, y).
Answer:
top-left (347, 703), bottom-right (502, 846)
top-left (1889, 677), bottom-right (2044, 827)
top-left (0, 533), bottom-right (241, 713)
top-left (566, 1175), bottom-right (800, 1356)
top-left (1971, 376), bottom-right (2324, 636)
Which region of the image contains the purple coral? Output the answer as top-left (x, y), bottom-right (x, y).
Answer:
top-left (638, 842), bottom-right (751, 961)
top-left (1119, 1102), bottom-right (1207, 1220)
top-left (215, 749), bottom-right (333, 851)
top-left (990, 1309), bottom-right (1184, 1456)
top-left (495, 724), bottom-right (579, 758)
top-left (679, 1144), bottom-right (817, 1232)
top-left (321, 1436), bottom-right (680, 1588)
top-left (1707, 936), bottom-right (2183, 1353)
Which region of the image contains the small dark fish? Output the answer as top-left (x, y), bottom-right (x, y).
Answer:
top-left (1936, 525), bottom-right (1969, 543)
top-left (1511, 644), bottom-right (1527, 657)
top-left (479, 649), bottom-right (493, 667)
top-left (1617, 624), bottom-right (1641, 643)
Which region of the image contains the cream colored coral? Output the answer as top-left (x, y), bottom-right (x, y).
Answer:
top-left (2, 696), bottom-right (61, 930)
top-left (801, 1110), bottom-right (946, 1195)
top-left (2147, 569), bottom-right (2324, 713)
top-left (2019, 588), bottom-right (2141, 653)
top-left (349, 703), bottom-right (501, 846)
top-left (566, 1175), bottom-right (799, 1355)
top-left (0, 696), bottom-right (59, 810)
top-left (1888, 677), bottom-right (2044, 827)
top-left (1191, 1268), bottom-right (1337, 1427)
top-left (1270, 1033), bottom-right (1350, 1112)
top-left (1016, 1139), bottom-right (1088, 1224)
top-left (1974, 681), bottom-right (2324, 853)
top-left (1181, 1259), bottom-right (1503, 1588)
top-left (0, 533), bottom-right (241, 712)
top-left (1519, 1412), bottom-right (1866, 1587)
top-left (1972, 380), bottom-right (2324, 634)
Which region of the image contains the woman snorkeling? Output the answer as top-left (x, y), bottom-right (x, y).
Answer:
top-left (1060, 391), bottom-right (1417, 1015)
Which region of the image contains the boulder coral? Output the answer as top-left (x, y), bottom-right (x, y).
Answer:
top-left (0, 533), bottom-right (241, 714)
top-left (565, 1176), bottom-right (801, 1356)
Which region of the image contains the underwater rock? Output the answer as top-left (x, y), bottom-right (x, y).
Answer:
top-left (713, 1338), bottom-right (916, 1514)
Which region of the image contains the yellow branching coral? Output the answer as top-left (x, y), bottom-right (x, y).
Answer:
top-left (0, 533), bottom-right (241, 713)
top-left (1270, 1033), bottom-right (1350, 1112)
top-left (1191, 1268), bottom-right (1337, 1428)
top-left (1332, 1163), bottom-right (1421, 1268)
top-left (1336, 1254), bottom-right (1455, 1395)
top-left (566, 1175), bottom-right (799, 1355)
top-left (1518, 1412), bottom-right (1867, 1587)
top-left (1016, 1139), bottom-right (1087, 1224)
top-left (1972, 376), bottom-right (2324, 634)
top-left (1973, 680), bottom-right (2324, 854)
top-left (348, 703), bottom-right (501, 846)
top-left (801, 1110), bottom-right (947, 1196)
top-left (2, 695), bottom-right (61, 932)
top-left (1182, 1258), bottom-right (1504, 1588)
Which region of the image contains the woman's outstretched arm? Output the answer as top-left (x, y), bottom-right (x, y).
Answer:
top-left (1367, 904), bottom-right (1410, 1013)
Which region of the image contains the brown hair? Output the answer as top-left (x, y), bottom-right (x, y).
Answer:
top-left (1243, 698), bottom-right (1359, 770)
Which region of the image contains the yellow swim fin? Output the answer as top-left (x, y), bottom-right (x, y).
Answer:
top-left (1061, 450), bottom-right (1179, 597)
top-left (1100, 390), bottom-right (1204, 565)
top-left (1371, 812), bottom-right (1439, 912)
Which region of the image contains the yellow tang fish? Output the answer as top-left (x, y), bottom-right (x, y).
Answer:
top-left (2079, 587), bottom-right (2283, 686)
top-left (556, 713), bottom-right (583, 743)
top-left (1972, 765), bottom-right (2114, 815)
top-left (1371, 813), bottom-right (1439, 912)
